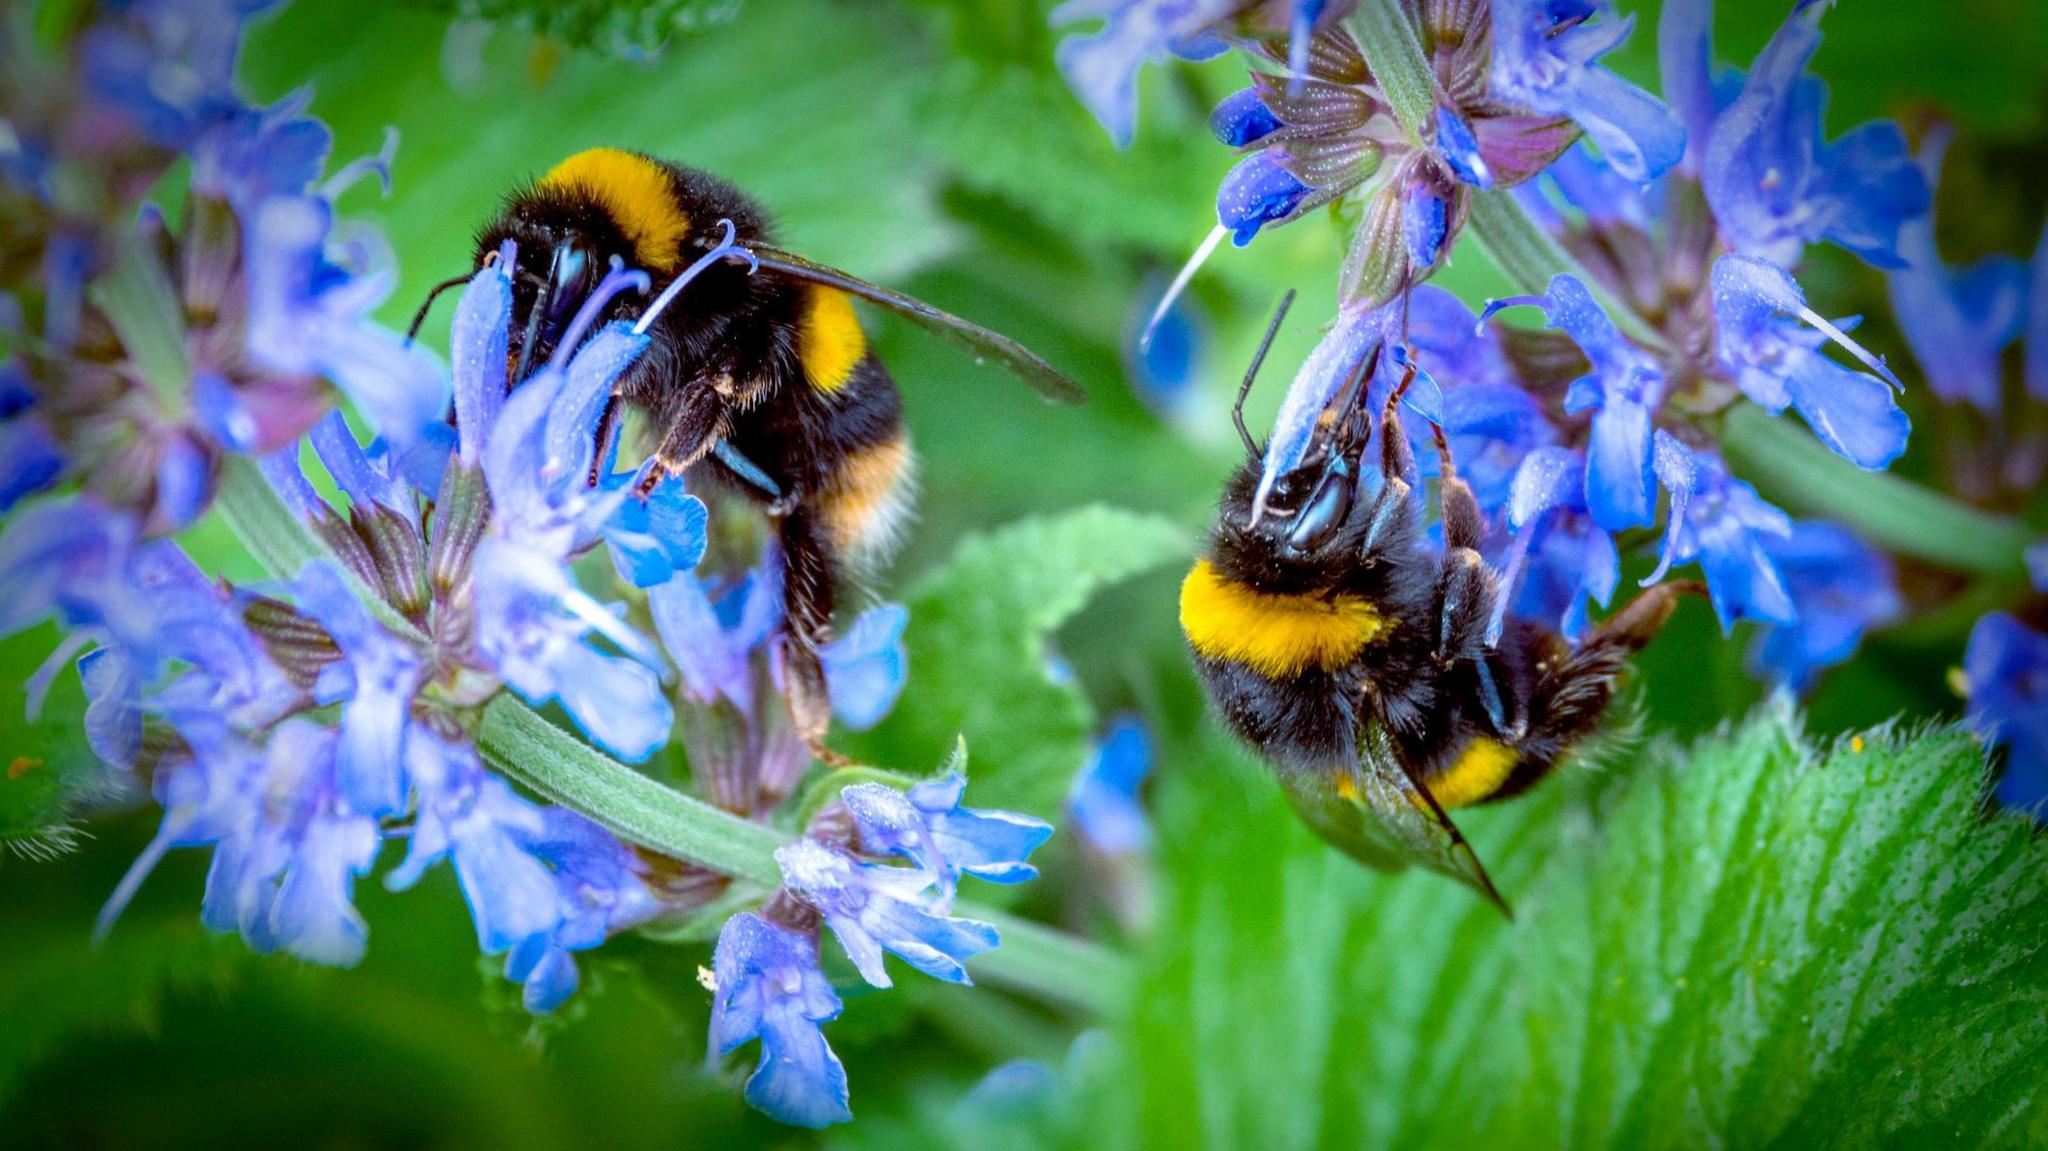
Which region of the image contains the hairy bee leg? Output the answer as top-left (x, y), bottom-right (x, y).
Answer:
top-left (1428, 423), bottom-right (1486, 554)
top-left (1523, 578), bottom-right (1706, 755)
top-left (776, 505), bottom-right (860, 770)
top-left (1582, 578), bottom-right (1706, 658)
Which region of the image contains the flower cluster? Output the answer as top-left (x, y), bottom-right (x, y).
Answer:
top-left (710, 772), bottom-right (1051, 1127)
top-left (4, 0), bottom-right (1060, 1129)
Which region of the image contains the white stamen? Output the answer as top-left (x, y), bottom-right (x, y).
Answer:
top-left (1142, 224), bottom-right (1229, 351)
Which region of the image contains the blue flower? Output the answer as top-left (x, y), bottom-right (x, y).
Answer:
top-left (842, 773), bottom-right (1054, 899)
top-left (1885, 130), bottom-right (2030, 413)
top-left (1696, 0), bottom-right (1927, 268)
top-left (0, 408), bottom-right (64, 513)
top-left (101, 716), bottom-right (380, 966)
top-left (78, 0), bottom-right (275, 151)
top-left (709, 913), bottom-right (851, 1129)
top-left (1210, 87), bottom-right (1282, 147)
top-left (1068, 713), bottom-right (1154, 855)
top-left (1483, 275), bottom-right (1666, 529)
top-left (1711, 254), bottom-right (1909, 470)
top-left (1217, 150), bottom-right (1314, 248)
top-left (1655, 448), bottom-right (1796, 632)
top-left (1746, 521), bottom-right (1900, 694)
top-left (1500, 446), bottom-right (1620, 642)
top-left (1402, 177), bottom-right (1451, 271)
top-left (1964, 612), bottom-right (2048, 814)
top-left (1052, 0), bottom-right (1233, 148)
top-left (1489, 0), bottom-right (1684, 184)
top-left (291, 561), bottom-right (422, 819)
top-left (387, 730), bottom-right (657, 1012)
top-left (774, 837), bottom-right (1000, 988)
top-left (821, 603), bottom-right (910, 731)
top-left (1254, 297), bottom-right (1401, 521)
top-left (1433, 106), bottom-right (1491, 188)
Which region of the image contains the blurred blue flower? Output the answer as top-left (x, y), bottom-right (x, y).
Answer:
top-left (1691, 0), bottom-right (1927, 268)
top-left (1052, 0), bottom-right (1233, 148)
top-left (78, 0), bottom-right (278, 151)
top-left (843, 773), bottom-right (1054, 900)
top-left (775, 837), bottom-right (1000, 988)
top-left (1747, 522), bottom-right (1901, 694)
top-left (1123, 276), bottom-right (1209, 420)
top-left (292, 560), bottom-right (421, 819)
top-left (1885, 130), bottom-right (2031, 413)
top-left (1711, 254), bottom-right (1908, 470)
top-left (1068, 712), bottom-right (1154, 855)
top-left (821, 603), bottom-right (910, 731)
top-left (710, 913), bottom-right (851, 1129)
top-left (1965, 612), bottom-right (2048, 814)
top-left (1489, 0), bottom-right (1683, 184)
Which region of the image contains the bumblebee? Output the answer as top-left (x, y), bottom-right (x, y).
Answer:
top-left (1180, 294), bottom-right (1695, 912)
top-left (419, 148), bottom-right (1083, 764)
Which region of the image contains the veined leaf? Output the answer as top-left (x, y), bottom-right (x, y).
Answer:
top-left (866, 505), bottom-right (1190, 821)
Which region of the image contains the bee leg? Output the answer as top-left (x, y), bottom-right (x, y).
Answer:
top-left (776, 505), bottom-right (860, 770)
top-left (1427, 423), bottom-right (1501, 668)
top-left (588, 395), bottom-right (620, 488)
top-left (1358, 365), bottom-right (1422, 562)
top-left (1522, 579), bottom-right (1707, 757)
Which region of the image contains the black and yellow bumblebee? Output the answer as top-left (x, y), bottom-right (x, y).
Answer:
top-left (423, 148), bottom-right (1083, 763)
top-left (1180, 294), bottom-right (1696, 913)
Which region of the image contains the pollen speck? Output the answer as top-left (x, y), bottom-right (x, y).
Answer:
top-left (1946, 666), bottom-right (1971, 699)
top-left (7, 756), bottom-right (41, 780)
top-left (1850, 735), bottom-right (1865, 754)
top-left (697, 965), bottom-right (718, 993)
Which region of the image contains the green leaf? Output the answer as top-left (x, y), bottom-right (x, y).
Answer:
top-left (869, 505), bottom-right (1190, 820)
top-left (0, 683), bottom-right (114, 865)
top-left (1070, 708), bottom-right (2048, 1149)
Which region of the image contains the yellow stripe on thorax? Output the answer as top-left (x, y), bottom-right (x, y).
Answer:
top-left (539, 149), bottom-right (688, 272)
top-left (1428, 738), bottom-right (1518, 809)
top-left (799, 287), bottom-right (867, 393)
top-left (1179, 559), bottom-right (1388, 678)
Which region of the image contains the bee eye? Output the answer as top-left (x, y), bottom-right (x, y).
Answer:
top-left (1285, 466), bottom-right (1353, 552)
top-left (547, 248), bottom-right (592, 323)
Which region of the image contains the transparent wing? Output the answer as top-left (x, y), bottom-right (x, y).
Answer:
top-left (750, 244), bottom-right (1086, 405)
top-left (1276, 724), bottom-right (1512, 918)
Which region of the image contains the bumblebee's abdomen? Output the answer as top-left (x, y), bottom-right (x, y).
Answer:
top-left (1179, 560), bottom-right (1389, 677)
top-left (797, 286), bottom-right (866, 394)
top-left (1192, 655), bottom-right (1358, 770)
top-left (1421, 737), bottom-right (1522, 808)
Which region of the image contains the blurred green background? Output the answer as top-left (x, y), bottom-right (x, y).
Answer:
top-left (5, 0), bottom-right (2047, 1146)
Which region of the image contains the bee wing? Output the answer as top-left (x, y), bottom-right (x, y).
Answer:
top-left (1277, 726), bottom-right (1512, 918)
top-left (749, 245), bottom-right (1086, 405)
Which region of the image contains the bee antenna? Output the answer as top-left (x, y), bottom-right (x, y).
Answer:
top-left (404, 272), bottom-right (479, 346)
top-left (1234, 288), bottom-right (1296, 459)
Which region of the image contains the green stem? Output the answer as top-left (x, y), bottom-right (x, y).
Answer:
top-left (1350, 1), bottom-right (1433, 144)
top-left (215, 460), bottom-right (1127, 1012)
top-left (1465, 190), bottom-right (1670, 351)
top-left (1721, 406), bottom-right (2032, 575)
top-left (87, 226), bottom-right (190, 408)
top-left (477, 695), bottom-right (786, 887)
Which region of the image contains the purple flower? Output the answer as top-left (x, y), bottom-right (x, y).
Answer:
top-left (1964, 612), bottom-right (2048, 814)
top-left (774, 837), bottom-right (999, 988)
top-left (1068, 713), bottom-right (1154, 855)
top-left (1489, 0), bottom-right (1684, 184)
top-left (78, 0), bottom-right (275, 151)
top-left (0, 410), bottom-right (64, 513)
top-left (1712, 254), bottom-right (1909, 470)
top-left (1434, 106), bottom-right (1491, 188)
top-left (842, 773), bottom-right (1054, 900)
top-left (1885, 130), bottom-right (2031, 413)
top-left (1123, 276), bottom-right (1209, 420)
top-left (292, 561), bottom-right (421, 818)
top-left (1695, 0), bottom-right (1927, 268)
top-left (1747, 521), bottom-right (1901, 694)
top-left (709, 913), bottom-right (851, 1129)
top-left (820, 603), bottom-right (910, 731)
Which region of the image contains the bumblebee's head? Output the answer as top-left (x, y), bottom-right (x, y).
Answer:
top-left (1210, 327), bottom-right (1377, 593)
